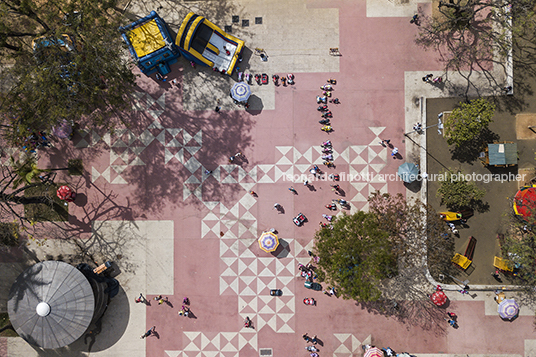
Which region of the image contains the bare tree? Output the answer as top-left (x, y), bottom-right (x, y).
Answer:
top-left (415, 0), bottom-right (536, 97)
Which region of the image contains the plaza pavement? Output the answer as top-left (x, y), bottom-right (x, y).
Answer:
top-left (1, 0), bottom-right (535, 356)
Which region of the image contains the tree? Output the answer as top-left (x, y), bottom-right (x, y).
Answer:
top-left (444, 98), bottom-right (495, 146)
top-left (0, 221), bottom-right (21, 250)
top-left (415, 0), bottom-right (536, 95)
top-left (313, 193), bottom-right (457, 331)
top-left (10, 155), bottom-right (46, 188)
top-left (0, 0), bottom-right (136, 145)
top-left (0, 159), bottom-right (58, 222)
top-left (313, 211), bottom-right (397, 302)
top-left (368, 192), bottom-right (456, 281)
top-left (437, 169), bottom-right (486, 210)
top-left (501, 211), bottom-right (536, 298)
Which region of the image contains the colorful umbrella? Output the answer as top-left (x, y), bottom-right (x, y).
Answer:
top-left (498, 298), bottom-right (519, 320)
top-left (364, 347), bottom-right (384, 357)
top-left (430, 290), bottom-right (448, 306)
top-left (56, 185), bottom-right (76, 202)
top-left (258, 232), bottom-right (279, 253)
top-left (230, 82), bottom-right (251, 103)
top-left (513, 186), bottom-right (536, 219)
top-left (52, 119), bottom-right (73, 139)
top-left (397, 162), bottom-right (419, 183)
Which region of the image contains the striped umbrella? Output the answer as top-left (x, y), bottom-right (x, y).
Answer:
top-left (498, 298), bottom-right (519, 320)
top-left (230, 82), bottom-right (251, 103)
top-left (364, 347), bottom-right (384, 357)
top-left (56, 185), bottom-right (76, 202)
top-left (430, 290), bottom-right (448, 306)
top-left (258, 232), bottom-right (279, 253)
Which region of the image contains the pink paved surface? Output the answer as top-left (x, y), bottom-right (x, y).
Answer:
top-left (32, 0), bottom-right (534, 356)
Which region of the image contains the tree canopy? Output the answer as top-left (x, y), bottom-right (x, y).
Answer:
top-left (436, 169), bottom-right (486, 210)
top-left (0, 0), bottom-right (136, 145)
top-left (313, 192), bottom-right (455, 302)
top-left (368, 192), bottom-right (456, 280)
top-left (444, 98), bottom-right (495, 146)
top-left (313, 211), bottom-right (397, 301)
top-left (416, 0), bottom-right (536, 94)
top-left (501, 212), bottom-right (536, 289)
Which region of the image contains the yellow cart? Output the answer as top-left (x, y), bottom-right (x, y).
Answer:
top-left (493, 256), bottom-right (514, 272)
top-left (452, 253), bottom-right (472, 270)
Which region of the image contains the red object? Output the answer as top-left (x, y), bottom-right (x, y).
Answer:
top-left (514, 186), bottom-right (536, 218)
top-left (430, 290), bottom-right (448, 306)
top-left (56, 185), bottom-right (76, 202)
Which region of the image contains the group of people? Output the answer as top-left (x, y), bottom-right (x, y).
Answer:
top-left (317, 80), bottom-right (337, 133)
top-left (178, 297), bottom-right (191, 317)
top-left (302, 333), bottom-right (320, 356)
top-left (422, 73), bottom-right (443, 84)
top-left (20, 131), bottom-right (51, 153)
top-left (298, 263), bottom-right (317, 282)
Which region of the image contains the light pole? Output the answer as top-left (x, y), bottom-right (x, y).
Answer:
top-left (404, 117), bottom-right (443, 137)
top-left (447, 274), bottom-right (469, 289)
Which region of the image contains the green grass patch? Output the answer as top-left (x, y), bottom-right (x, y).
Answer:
top-left (24, 184), bottom-right (69, 222)
top-left (0, 223), bottom-right (20, 248)
top-left (68, 159), bottom-right (84, 176)
top-left (0, 313), bottom-right (18, 337)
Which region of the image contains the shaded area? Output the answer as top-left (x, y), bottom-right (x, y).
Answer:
top-left (426, 94), bottom-right (525, 285)
top-left (24, 183), bottom-right (69, 222)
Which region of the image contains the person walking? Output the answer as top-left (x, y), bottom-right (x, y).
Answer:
top-left (158, 296), bottom-right (168, 305)
top-left (446, 318), bottom-right (458, 328)
top-left (289, 187), bottom-right (297, 194)
top-left (135, 293), bottom-right (145, 303)
top-left (140, 326), bottom-right (155, 339)
top-left (274, 203), bottom-right (281, 209)
top-left (311, 335), bottom-right (318, 344)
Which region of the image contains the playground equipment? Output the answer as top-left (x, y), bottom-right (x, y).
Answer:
top-left (452, 236), bottom-right (476, 270)
top-left (176, 12), bottom-right (244, 75)
top-left (119, 11), bottom-right (181, 76)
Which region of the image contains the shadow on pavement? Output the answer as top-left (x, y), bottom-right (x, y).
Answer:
top-left (25, 284), bottom-right (129, 356)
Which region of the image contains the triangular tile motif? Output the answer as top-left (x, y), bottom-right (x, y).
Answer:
top-left (369, 126), bottom-right (386, 136)
top-left (164, 351), bottom-right (181, 357)
top-left (148, 120), bottom-right (164, 129)
top-left (276, 146), bottom-right (292, 156)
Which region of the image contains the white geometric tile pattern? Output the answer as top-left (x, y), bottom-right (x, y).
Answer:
top-left (75, 92), bottom-right (391, 354)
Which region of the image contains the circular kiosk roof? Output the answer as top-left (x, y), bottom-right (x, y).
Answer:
top-left (8, 260), bottom-right (95, 349)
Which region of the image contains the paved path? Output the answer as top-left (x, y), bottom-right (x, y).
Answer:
top-left (2, 0), bottom-right (534, 356)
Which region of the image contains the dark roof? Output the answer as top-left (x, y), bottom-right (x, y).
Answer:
top-left (7, 261), bottom-right (95, 349)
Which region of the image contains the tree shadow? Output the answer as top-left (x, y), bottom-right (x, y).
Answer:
top-left (449, 128), bottom-right (500, 164)
top-left (358, 271), bottom-right (450, 336)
